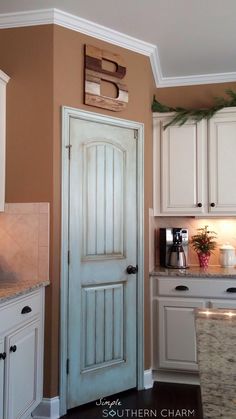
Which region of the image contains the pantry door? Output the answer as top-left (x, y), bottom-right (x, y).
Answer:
top-left (63, 110), bottom-right (144, 409)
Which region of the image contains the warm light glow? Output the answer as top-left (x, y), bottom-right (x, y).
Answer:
top-left (198, 310), bottom-right (236, 318)
top-left (199, 310), bottom-right (211, 316)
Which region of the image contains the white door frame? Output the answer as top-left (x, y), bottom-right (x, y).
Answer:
top-left (60, 107), bottom-right (144, 416)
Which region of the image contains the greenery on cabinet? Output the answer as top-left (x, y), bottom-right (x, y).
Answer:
top-left (152, 89), bottom-right (236, 128)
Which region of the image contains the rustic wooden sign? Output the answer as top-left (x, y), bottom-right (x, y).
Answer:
top-left (84, 44), bottom-right (128, 111)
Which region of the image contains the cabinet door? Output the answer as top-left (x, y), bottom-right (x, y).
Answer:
top-left (0, 339), bottom-right (5, 419)
top-left (208, 109), bottom-right (236, 214)
top-left (158, 297), bottom-right (206, 371)
top-left (153, 115), bottom-right (207, 215)
top-left (5, 319), bottom-right (41, 419)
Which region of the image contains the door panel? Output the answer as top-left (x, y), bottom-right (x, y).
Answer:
top-left (68, 118), bottom-right (137, 407)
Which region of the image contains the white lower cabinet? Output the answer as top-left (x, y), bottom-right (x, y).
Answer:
top-left (153, 276), bottom-right (236, 382)
top-left (158, 297), bottom-right (206, 372)
top-left (0, 288), bottom-right (44, 419)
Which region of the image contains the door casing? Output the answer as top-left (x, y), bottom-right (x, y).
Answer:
top-left (60, 107), bottom-right (144, 416)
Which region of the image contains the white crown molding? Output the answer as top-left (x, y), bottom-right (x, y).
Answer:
top-left (1, 7), bottom-right (236, 88)
top-left (0, 69), bottom-right (10, 84)
top-left (0, 8), bottom-right (161, 82)
top-left (157, 71), bottom-right (236, 88)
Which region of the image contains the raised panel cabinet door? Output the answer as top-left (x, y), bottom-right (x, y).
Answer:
top-left (0, 339), bottom-right (4, 419)
top-left (153, 114), bottom-right (207, 215)
top-left (208, 109), bottom-right (236, 214)
top-left (5, 319), bottom-right (41, 419)
top-left (158, 297), bottom-right (206, 371)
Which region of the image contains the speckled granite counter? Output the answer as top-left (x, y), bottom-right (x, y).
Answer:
top-left (195, 308), bottom-right (236, 418)
top-left (150, 266), bottom-right (236, 278)
top-left (0, 276), bottom-right (50, 303)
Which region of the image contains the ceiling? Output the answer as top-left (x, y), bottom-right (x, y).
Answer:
top-left (1, 0), bottom-right (236, 87)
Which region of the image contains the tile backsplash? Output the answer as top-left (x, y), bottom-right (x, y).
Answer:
top-left (153, 215), bottom-right (236, 266)
top-left (0, 203), bottom-right (49, 281)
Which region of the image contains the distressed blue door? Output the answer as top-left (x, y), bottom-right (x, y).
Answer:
top-left (68, 117), bottom-right (137, 407)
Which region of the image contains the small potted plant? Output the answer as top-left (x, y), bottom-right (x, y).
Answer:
top-left (191, 225), bottom-right (217, 268)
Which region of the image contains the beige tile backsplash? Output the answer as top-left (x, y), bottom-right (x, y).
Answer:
top-left (0, 203), bottom-right (49, 281)
top-left (153, 216), bottom-right (236, 266)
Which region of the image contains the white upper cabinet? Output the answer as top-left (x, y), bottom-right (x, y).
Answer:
top-left (208, 108), bottom-right (236, 214)
top-left (0, 70), bottom-right (10, 212)
top-left (153, 107), bottom-right (236, 216)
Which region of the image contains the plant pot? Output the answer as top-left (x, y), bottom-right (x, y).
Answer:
top-left (198, 253), bottom-right (210, 269)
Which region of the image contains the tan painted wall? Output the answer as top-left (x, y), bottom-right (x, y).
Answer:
top-left (1, 22), bottom-right (236, 399)
top-left (52, 25), bottom-right (155, 397)
top-left (0, 24), bottom-right (155, 397)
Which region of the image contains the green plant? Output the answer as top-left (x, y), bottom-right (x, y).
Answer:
top-left (152, 89), bottom-right (236, 129)
top-left (191, 226), bottom-right (217, 255)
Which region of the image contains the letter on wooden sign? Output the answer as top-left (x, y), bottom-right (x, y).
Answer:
top-left (84, 45), bottom-right (128, 111)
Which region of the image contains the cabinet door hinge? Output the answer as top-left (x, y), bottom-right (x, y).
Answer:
top-left (66, 358), bottom-right (70, 375)
top-left (134, 129), bottom-right (138, 140)
top-left (67, 250), bottom-right (70, 265)
top-left (66, 144), bottom-right (72, 160)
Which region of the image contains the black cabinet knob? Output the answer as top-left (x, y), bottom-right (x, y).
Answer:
top-left (197, 203), bottom-right (202, 208)
top-left (21, 305), bottom-right (32, 314)
top-left (10, 345), bottom-right (17, 353)
top-left (226, 287), bottom-right (236, 293)
top-left (0, 352), bottom-right (6, 360)
top-left (175, 285), bottom-right (189, 291)
top-left (210, 203), bottom-right (216, 207)
top-left (126, 265), bottom-right (138, 274)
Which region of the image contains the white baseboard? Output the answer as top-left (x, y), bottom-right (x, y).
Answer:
top-left (31, 397), bottom-right (60, 419)
top-left (144, 369), bottom-right (154, 389)
top-left (153, 370), bottom-right (200, 386)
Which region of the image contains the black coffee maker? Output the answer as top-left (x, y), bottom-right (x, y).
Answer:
top-left (159, 228), bottom-right (189, 268)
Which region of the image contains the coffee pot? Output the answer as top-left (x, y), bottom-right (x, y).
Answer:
top-left (167, 233), bottom-right (187, 269)
top-left (219, 244), bottom-right (236, 267)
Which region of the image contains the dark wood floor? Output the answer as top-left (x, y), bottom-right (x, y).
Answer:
top-left (62, 382), bottom-right (203, 419)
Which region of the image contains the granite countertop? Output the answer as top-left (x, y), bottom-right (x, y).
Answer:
top-left (150, 265), bottom-right (236, 278)
top-left (0, 275), bottom-right (50, 303)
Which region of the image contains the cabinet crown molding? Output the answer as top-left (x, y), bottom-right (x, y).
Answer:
top-left (0, 70), bottom-right (10, 84)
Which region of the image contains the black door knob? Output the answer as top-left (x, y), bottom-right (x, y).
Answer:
top-left (210, 202), bottom-right (216, 207)
top-left (126, 265), bottom-right (138, 274)
top-left (0, 352), bottom-right (6, 360)
top-left (10, 345), bottom-right (17, 353)
top-left (197, 203), bottom-right (202, 208)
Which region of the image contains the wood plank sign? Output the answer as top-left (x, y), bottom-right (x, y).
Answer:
top-left (84, 44), bottom-right (128, 111)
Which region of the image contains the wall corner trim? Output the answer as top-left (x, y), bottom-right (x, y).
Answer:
top-left (31, 397), bottom-right (60, 419)
top-left (144, 369), bottom-right (154, 389)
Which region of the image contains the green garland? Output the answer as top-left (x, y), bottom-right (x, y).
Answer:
top-left (152, 89), bottom-right (236, 129)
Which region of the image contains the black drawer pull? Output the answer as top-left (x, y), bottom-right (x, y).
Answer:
top-left (21, 305), bottom-right (32, 314)
top-left (226, 287), bottom-right (236, 293)
top-left (10, 345), bottom-right (17, 353)
top-left (175, 285), bottom-right (189, 291)
top-left (0, 352), bottom-right (6, 360)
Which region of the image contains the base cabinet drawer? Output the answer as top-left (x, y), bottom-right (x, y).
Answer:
top-left (157, 297), bottom-right (206, 372)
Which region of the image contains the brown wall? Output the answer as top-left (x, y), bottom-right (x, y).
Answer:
top-left (154, 82), bottom-right (236, 109)
top-left (0, 24), bottom-right (155, 397)
top-left (52, 25), bottom-right (155, 397)
top-left (2, 22), bottom-right (236, 399)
